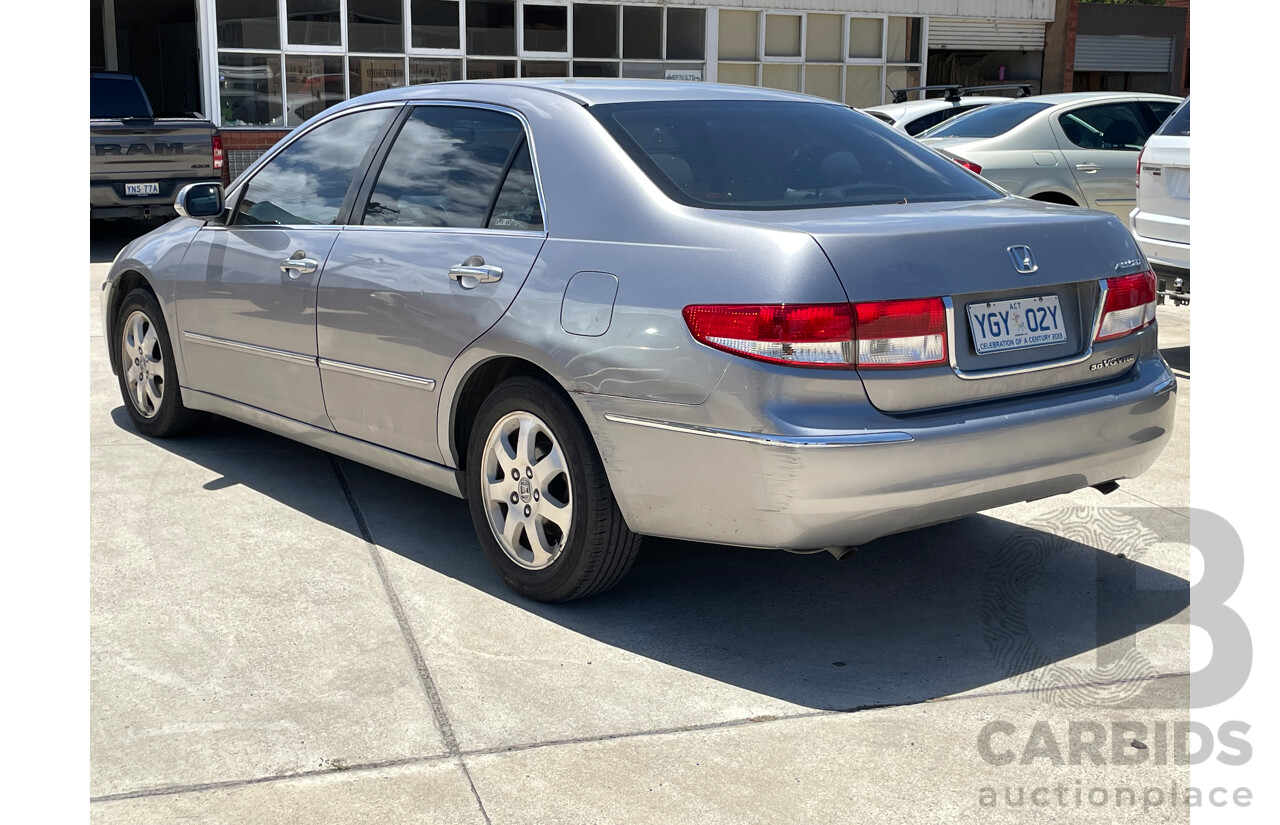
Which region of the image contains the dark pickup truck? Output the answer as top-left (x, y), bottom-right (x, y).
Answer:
top-left (90, 72), bottom-right (224, 220)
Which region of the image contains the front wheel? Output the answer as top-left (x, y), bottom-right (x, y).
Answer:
top-left (114, 288), bottom-right (207, 438)
top-left (465, 376), bottom-right (640, 602)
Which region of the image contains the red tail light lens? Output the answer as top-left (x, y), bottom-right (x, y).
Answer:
top-left (682, 303), bottom-right (855, 368)
top-left (212, 134), bottom-right (225, 170)
top-left (1095, 270), bottom-right (1157, 342)
top-left (854, 298), bottom-right (948, 368)
top-left (1134, 146), bottom-right (1144, 188)
top-left (953, 157), bottom-right (982, 175)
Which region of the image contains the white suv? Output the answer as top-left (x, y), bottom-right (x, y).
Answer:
top-left (1130, 97), bottom-right (1190, 303)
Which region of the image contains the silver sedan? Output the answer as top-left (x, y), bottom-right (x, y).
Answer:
top-left (919, 91), bottom-right (1181, 220)
top-left (102, 80), bottom-right (1176, 601)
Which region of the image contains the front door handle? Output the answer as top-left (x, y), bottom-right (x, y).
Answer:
top-left (448, 255), bottom-right (503, 289)
top-left (280, 250), bottom-right (319, 279)
top-left (1075, 162), bottom-right (1102, 173)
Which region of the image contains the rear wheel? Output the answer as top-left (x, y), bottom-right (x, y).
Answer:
top-left (115, 288), bottom-right (207, 438)
top-left (465, 375), bottom-right (640, 602)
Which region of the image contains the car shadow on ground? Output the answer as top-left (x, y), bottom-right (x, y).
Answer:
top-left (105, 406), bottom-right (1189, 711)
top-left (1161, 345), bottom-right (1189, 375)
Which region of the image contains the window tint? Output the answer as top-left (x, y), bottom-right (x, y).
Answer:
top-left (235, 108), bottom-right (391, 226)
top-left (903, 104), bottom-right (986, 137)
top-left (1057, 102), bottom-right (1146, 150)
top-left (91, 76), bottom-right (152, 119)
top-left (918, 101), bottom-right (1050, 139)
top-left (1147, 100), bottom-right (1180, 133)
top-left (362, 106), bottom-right (525, 228)
top-left (489, 143), bottom-right (543, 231)
top-left (1155, 98), bottom-right (1190, 137)
top-left (593, 101), bottom-right (1001, 210)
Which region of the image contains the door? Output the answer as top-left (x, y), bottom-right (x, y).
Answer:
top-left (1052, 100), bottom-right (1170, 220)
top-left (174, 107), bottom-right (395, 425)
top-left (316, 105), bottom-right (547, 463)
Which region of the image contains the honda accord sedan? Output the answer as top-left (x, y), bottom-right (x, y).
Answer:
top-left (102, 80), bottom-right (1176, 601)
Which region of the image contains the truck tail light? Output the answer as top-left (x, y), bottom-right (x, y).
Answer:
top-left (682, 303), bottom-right (855, 368)
top-left (212, 134), bottom-right (224, 170)
top-left (1095, 270), bottom-right (1157, 342)
top-left (853, 298), bottom-right (948, 368)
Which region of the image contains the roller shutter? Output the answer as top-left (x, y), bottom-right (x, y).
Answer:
top-left (927, 18), bottom-right (1046, 51)
top-left (1075, 35), bottom-right (1172, 73)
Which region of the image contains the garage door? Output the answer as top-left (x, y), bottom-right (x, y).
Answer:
top-left (927, 18), bottom-right (1046, 51)
top-left (1075, 35), bottom-right (1172, 72)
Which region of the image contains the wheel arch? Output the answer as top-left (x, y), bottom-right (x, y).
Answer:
top-left (105, 269), bottom-right (160, 375)
top-left (1028, 190), bottom-right (1081, 206)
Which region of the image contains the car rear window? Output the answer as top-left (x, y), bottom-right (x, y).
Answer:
top-left (1155, 99), bottom-right (1190, 137)
top-left (917, 101), bottom-right (1051, 139)
top-left (591, 100), bottom-right (1001, 210)
top-left (91, 76), bottom-right (152, 119)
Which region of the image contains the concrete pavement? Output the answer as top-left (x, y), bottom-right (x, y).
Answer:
top-left (90, 223), bottom-right (1193, 823)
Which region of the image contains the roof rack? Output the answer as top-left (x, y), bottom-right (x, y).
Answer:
top-left (888, 83), bottom-right (1034, 104)
top-left (958, 83), bottom-right (1034, 99)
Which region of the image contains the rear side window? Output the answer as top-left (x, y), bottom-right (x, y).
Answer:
top-left (593, 100), bottom-right (1001, 210)
top-left (235, 108), bottom-right (392, 226)
top-left (1155, 99), bottom-right (1190, 137)
top-left (1057, 102), bottom-right (1147, 150)
top-left (90, 76), bottom-right (152, 119)
top-left (362, 106), bottom-right (530, 229)
top-left (904, 104), bottom-right (987, 137)
top-left (917, 101), bottom-right (1051, 139)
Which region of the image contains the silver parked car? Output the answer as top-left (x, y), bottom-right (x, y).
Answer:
top-left (918, 92), bottom-right (1181, 221)
top-left (102, 80), bottom-right (1176, 601)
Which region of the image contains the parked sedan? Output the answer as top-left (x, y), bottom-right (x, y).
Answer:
top-left (102, 80), bottom-right (1175, 601)
top-left (918, 92), bottom-right (1181, 220)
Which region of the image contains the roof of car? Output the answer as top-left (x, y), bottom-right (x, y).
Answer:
top-left (864, 96), bottom-right (1016, 119)
top-left (350, 78), bottom-right (847, 108)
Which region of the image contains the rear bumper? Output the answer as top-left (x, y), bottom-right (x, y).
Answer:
top-left (580, 351), bottom-right (1176, 550)
top-left (1129, 208), bottom-right (1190, 272)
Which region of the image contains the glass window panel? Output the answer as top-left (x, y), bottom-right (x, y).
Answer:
top-left (467, 0), bottom-right (516, 55)
top-left (489, 143), bottom-right (543, 231)
top-left (347, 0), bottom-right (403, 53)
top-left (805, 14), bottom-right (842, 63)
top-left (663, 63), bottom-right (704, 82)
top-left (287, 0), bottom-right (341, 47)
top-left (623, 6), bottom-right (661, 60)
top-left (848, 17), bottom-right (883, 60)
top-left (524, 5), bottom-right (567, 53)
top-left (574, 4), bottom-right (619, 60)
top-left (219, 53), bottom-right (284, 126)
top-left (764, 15), bottom-right (800, 59)
top-left (666, 9), bottom-right (705, 61)
top-left (236, 108), bottom-right (390, 225)
top-left (409, 57), bottom-right (462, 82)
top-left (762, 63), bottom-right (800, 92)
top-left (467, 58), bottom-right (517, 78)
top-left (717, 63), bottom-right (757, 87)
top-left (411, 1), bottom-right (460, 49)
top-left (217, 0), bottom-right (280, 50)
top-left (363, 106), bottom-right (524, 228)
top-left (621, 62), bottom-right (663, 79)
top-left (718, 10), bottom-right (758, 62)
top-left (350, 56), bottom-right (406, 99)
top-left (804, 64), bottom-right (840, 101)
top-left (573, 61), bottom-right (619, 78)
top-left (885, 66), bottom-right (920, 100)
top-left (522, 60), bottom-right (568, 77)
top-left (887, 17), bottom-right (921, 64)
top-left (284, 55), bottom-right (343, 126)
top-left (844, 65), bottom-right (881, 107)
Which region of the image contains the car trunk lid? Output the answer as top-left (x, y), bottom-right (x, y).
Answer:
top-left (1133, 137), bottom-right (1190, 243)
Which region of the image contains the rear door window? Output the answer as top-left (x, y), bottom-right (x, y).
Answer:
top-left (1155, 99), bottom-right (1190, 137)
top-left (1057, 102), bottom-right (1147, 151)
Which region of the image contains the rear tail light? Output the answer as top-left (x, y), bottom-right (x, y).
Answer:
top-left (682, 303), bottom-right (855, 368)
top-left (854, 298), bottom-right (948, 368)
top-left (1135, 146), bottom-right (1144, 189)
top-left (682, 298), bottom-right (949, 370)
top-left (212, 134), bottom-right (224, 170)
top-left (1095, 270), bottom-right (1157, 342)
top-left (953, 156), bottom-right (982, 175)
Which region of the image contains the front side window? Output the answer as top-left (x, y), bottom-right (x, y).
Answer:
top-left (235, 108), bottom-right (392, 225)
top-left (594, 100), bottom-right (1002, 210)
top-left (362, 106), bottom-right (530, 229)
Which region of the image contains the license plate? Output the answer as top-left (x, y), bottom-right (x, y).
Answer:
top-left (124, 182), bottom-right (160, 196)
top-left (967, 295), bottom-right (1068, 355)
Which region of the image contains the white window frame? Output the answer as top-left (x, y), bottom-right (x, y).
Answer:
top-left (406, 0), bottom-right (465, 56)
top-left (845, 13), bottom-right (887, 65)
top-left (762, 11), bottom-right (803, 63)
top-left (518, 1), bottom-right (570, 59)
top-left (282, 0), bottom-right (347, 54)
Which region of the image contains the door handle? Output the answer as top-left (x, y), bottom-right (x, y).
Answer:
top-left (1075, 163), bottom-right (1102, 173)
top-left (448, 255), bottom-right (503, 289)
top-left (280, 250), bottom-right (319, 279)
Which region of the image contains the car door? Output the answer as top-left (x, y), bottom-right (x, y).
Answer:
top-left (174, 107), bottom-right (396, 426)
top-left (1052, 100), bottom-right (1157, 219)
top-left (316, 104), bottom-right (547, 463)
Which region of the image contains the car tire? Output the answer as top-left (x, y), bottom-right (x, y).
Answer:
top-left (115, 288), bottom-right (207, 438)
top-left (465, 375), bottom-right (641, 602)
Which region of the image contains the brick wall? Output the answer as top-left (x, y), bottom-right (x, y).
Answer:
top-left (1166, 0), bottom-right (1190, 95)
top-left (219, 130), bottom-right (289, 185)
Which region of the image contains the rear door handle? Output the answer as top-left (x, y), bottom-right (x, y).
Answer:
top-left (448, 256), bottom-right (503, 289)
top-left (1075, 162), bottom-right (1102, 173)
top-left (280, 251), bottom-right (319, 278)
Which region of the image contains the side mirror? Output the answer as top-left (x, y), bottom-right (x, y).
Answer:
top-left (174, 182), bottom-right (225, 220)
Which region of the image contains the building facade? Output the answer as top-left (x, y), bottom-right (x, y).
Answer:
top-left (92, 1), bottom-right (1066, 177)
